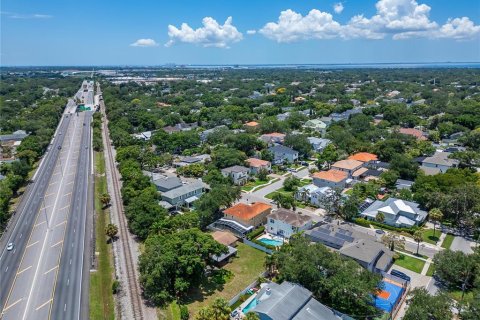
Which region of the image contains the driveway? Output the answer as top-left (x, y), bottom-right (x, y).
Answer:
top-left (450, 236), bottom-right (475, 254)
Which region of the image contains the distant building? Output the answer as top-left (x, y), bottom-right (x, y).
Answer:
top-left (132, 131), bottom-right (152, 141)
top-left (245, 121), bottom-right (260, 130)
top-left (348, 152), bottom-right (378, 166)
top-left (268, 145), bottom-right (299, 165)
top-left (395, 179), bottom-right (414, 190)
top-left (260, 132), bottom-right (286, 145)
top-left (360, 198), bottom-right (427, 228)
top-left (399, 128), bottom-right (427, 141)
top-left (302, 119), bottom-right (327, 135)
top-left (421, 151), bottom-right (459, 173)
top-left (200, 125), bottom-right (227, 142)
top-left (0, 130), bottom-right (29, 143)
top-left (307, 137), bottom-right (331, 152)
top-left (266, 208), bottom-right (313, 239)
top-left (221, 165), bottom-right (250, 185)
top-left (173, 154), bottom-right (211, 167)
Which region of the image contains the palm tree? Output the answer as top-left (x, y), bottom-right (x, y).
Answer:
top-left (264, 255), bottom-right (276, 277)
top-left (375, 212), bottom-right (385, 224)
top-left (429, 208), bottom-right (443, 239)
top-left (105, 223), bottom-right (118, 242)
top-left (413, 230), bottom-right (423, 255)
top-left (100, 193), bottom-right (111, 208)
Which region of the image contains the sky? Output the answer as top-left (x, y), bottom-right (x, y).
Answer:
top-left (1, 0), bottom-right (480, 66)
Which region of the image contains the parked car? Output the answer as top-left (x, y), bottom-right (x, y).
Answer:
top-left (7, 243), bottom-right (14, 251)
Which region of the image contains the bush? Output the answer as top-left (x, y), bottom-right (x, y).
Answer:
top-left (246, 226), bottom-right (265, 240)
top-left (354, 218), bottom-right (418, 234)
top-left (180, 305), bottom-right (189, 320)
top-left (251, 239), bottom-right (276, 250)
top-left (112, 280), bottom-right (120, 294)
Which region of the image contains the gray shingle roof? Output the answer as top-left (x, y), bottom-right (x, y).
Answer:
top-left (221, 165), bottom-right (249, 174)
top-left (153, 176), bottom-right (182, 191)
top-left (161, 180), bottom-right (205, 199)
top-left (269, 145), bottom-right (297, 155)
top-left (268, 209), bottom-right (312, 228)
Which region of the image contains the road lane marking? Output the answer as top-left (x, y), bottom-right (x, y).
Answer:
top-left (51, 240), bottom-right (63, 248)
top-left (49, 181), bottom-right (58, 186)
top-left (66, 181), bottom-right (74, 186)
top-left (17, 265), bottom-right (32, 275)
top-left (55, 221), bottom-right (66, 228)
top-left (59, 205), bottom-right (70, 211)
top-left (44, 265), bottom-right (58, 275)
top-left (35, 299), bottom-right (52, 311)
top-left (34, 220), bottom-right (46, 227)
top-left (26, 240), bottom-right (39, 248)
top-left (3, 298), bottom-right (22, 312)
top-left (45, 193), bottom-right (55, 197)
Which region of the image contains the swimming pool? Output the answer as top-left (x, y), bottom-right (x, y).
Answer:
top-left (258, 238), bottom-right (283, 246)
top-left (242, 298), bottom-right (258, 314)
top-left (374, 281), bottom-right (404, 312)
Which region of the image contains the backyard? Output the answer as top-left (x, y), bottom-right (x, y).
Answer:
top-left (178, 243), bottom-right (266, 317)
top-left (393, 253), bottom-right (426, 274)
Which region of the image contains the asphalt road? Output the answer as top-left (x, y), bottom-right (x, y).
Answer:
top-left (0, 94), bottom-right (93, 319)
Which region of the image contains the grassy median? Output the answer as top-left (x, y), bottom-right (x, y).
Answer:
top-left (90, 151), bottom-right (115, 320)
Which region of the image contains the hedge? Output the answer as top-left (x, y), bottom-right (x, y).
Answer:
top-left (354, 218), bottom-right (418, 235)
top-left (246, 226), bottom-right (265, 240)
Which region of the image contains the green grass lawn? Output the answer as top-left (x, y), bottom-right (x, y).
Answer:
top-left (182, 243), bottom-right (266, 316)
top-left (394, 253), bottom-right (426, 274)
top-left (441, 233), bottom-right (455, 249)
top-left (241, 177), bottom-right (274, 192)
top-left (89, 152), bottom-right (115, 320)
top-left (426, 263), bottom-right (435, 277)
top-left (448, 290), bottom-right (474, 304)
top-left (265, 187), bottom-right (291, 199)
top-left (421, 228), bottom-right (442, 244)
top-left (165, 300), bottom-right (181, 320)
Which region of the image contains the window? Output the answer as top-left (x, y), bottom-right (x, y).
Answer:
top-left (269, 219), bottom-right (274, 223)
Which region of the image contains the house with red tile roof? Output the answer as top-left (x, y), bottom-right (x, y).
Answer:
top-left (331, 159), bottom-right (364, 178)
top-left (399, 128), bottom-right (428, 141)
top-left (348, 152), bottom-right (378, 163)
top-left (312, 170), bottom-right (348, 189)
top-left (223, 202), bottom-right (272, 228)
top-left (246, 158), bottom-right (271, 174)
top-left (260, 132), bottom-right (286, 145)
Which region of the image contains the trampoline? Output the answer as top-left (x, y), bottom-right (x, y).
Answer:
top-left (374, 280), bottom-right (404, 312)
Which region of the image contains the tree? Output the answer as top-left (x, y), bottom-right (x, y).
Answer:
top-left (403, 288), bottom-right (453, 320)
top-left (211, 147), bottom-right (247, 169)
top-left (105, 223), bottom-right (118, 242)
top-left (413, 230), bottom-right (423, 255)
top-left (381, 233), bottom-right (405, 252)
top-left (375, 212), bottom-right (385, 223)
top-left (177, 163), bottom-right (206, 178)
top-left (429, 208), bottom-right (443, 238)
top-left (283, 176), bottom-right (300, 192)
top-left (320, 188), bottom-right (343, 219)
top-left (257, 168), bottom-right (268, 181)
top-left (271, 192), bottom-right (295, 210)
top-left (195, 298), bottom-right (231, 320)
top-left (244, 312), bottom-right (260, 320)
top-left (433, 249), bottom-right (478, 292)
top-left (317, 144), bottom-right (338, 169)
top-left (284, 134), bottom-right (312, 158)
top-left (100, 193), bottom-right (111, 208)
top-left (139, 229), bottom-right (227, 305)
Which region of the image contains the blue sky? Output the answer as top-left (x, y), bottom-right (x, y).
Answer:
top-left (1, 0), bottom-right (479, 65)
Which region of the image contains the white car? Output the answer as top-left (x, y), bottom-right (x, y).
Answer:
top-left (7, 243), bottom-right (14, 251)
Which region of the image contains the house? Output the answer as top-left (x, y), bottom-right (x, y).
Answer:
top-left (249, 281), bottom-right (344, 320)
top-left (259, 132), bottom-right (286, 145)
top-left (245, 121), bottom-right (260, 130)
top-left (160, 180), bottom-right (206, 209)
top-left (331, 159), bottom-right (365, 178)
top-left (0, 130), bottom-right (29, 143)
top-left (348, 152), bottom-right (378, 166)
top-left (249, 91), bottom-right (263, 99)
top-left (246, 158), bottom-right (271, 174)
top-left (399, 128), bottom-right (428, 141)
top-left (395, 179), bottom-right (414, 190)
top-left (320, 116), bottom-right (332, 126)
top-left (360, 198), bottom-right (427, 228)
top-left (223, 202), bottom-right (272, 228)
top-left (173, 154), bottom-right (211, 167)
top-left (221, 165), bottom-right (250, 185)
top-left (276, 112), bottom-right (290, 121)
top-left (132, 131), bottom-right (152, 141)
top-left (330, 108), bottom-right (362, 122)
top-left (266, 208), bottom-right (313, 239)
top-left (312, 170), bottom-right (348, 189)
top-left (200, 125), bottom-right (227, 142)
top-left (307, 137), bottom-right (331, 152)
top-left (421, 151), bottom-right (459, 173)
top-left (268, 145), bottom-right (298, 165)
top-left (339, 239), bottom-right (394, 273)
top-left (152, 175), bottom-right (183, 192)
top-left (302, 119), bottom-right (327, 135)
top-left (295, 184), bottom-right (333, 207)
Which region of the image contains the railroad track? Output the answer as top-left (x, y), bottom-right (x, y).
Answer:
top-left (99, 85), bottom-right (144, 320)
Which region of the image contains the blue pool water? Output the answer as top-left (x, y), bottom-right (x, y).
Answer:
top-left (258, 238), bottom-right (283, 246)
top-left (374, 281), bottom-right (404, 312)
top-left (242, 298), bottom-right (258, 314)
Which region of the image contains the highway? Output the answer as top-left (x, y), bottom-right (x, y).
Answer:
top-left (0, 85), bottom-right (93, 320)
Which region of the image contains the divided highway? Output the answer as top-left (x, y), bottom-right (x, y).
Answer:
top-left (0, 88), bottom-right (94, 320)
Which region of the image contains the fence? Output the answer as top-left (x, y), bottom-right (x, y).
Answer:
top-left (242, 239), bottom-right (273, 254)
top-left (228, 271), bottom-right (268, 306)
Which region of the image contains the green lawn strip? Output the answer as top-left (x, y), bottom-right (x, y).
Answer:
top-left (165, 300), bottom-right (181, 320)
top-left (441, 233), bottom-right (455, 249)
top-left (421, 228), bottom-right (442, 245)
top-left (89, 151), bottom-right (115, 320)
top-left (393, 253), bottom-right (426, 274)
top-left (448, 289), bottom-right (474, 304)
top-left (265, 188), bottom-right (292, 200)
top-left (426, 263), bottom-right (435, 277)
top-left (183, 243), bottom-right (266, 316)
top-left (241, 178), bottom-right (272, 192)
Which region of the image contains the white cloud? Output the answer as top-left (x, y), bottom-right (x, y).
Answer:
top-left (1, 11), bottom-right (52, 19)
top-left (166, 16), bottom-right (243, 48)
top-left (247, 30), bottom-right (257, 35)
top-left (259, 9), bottom-right (343, 42)
top-left (130, 39), bottom-right (159, 47)
top-left (333, 3), bottom-right (344, 14)
top-left (259, 0), bottom-right (480, 42)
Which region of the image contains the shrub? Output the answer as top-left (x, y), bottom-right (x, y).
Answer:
top-left (180, 305), bottom-right (189, 320)
top-left (112, 280), bottom-right (120, 294)
top-left (246, 226), bottom-right (265, 240)
top-left (354, 218), bottom-right (418, 234)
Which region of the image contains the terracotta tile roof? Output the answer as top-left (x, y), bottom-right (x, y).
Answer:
top-left (211, 231), bottom-right (238, 246)
top-left (352, 167), bottom-right (369, 177)
top-left (245, 121), bottom-right (259, 127)
top-left (332, 159), bottom-right (364, 170)
top-left (246, 158), bottom-right (271, 168)
top-left (399, 128), bottom-right (427, 140)
top-left (223, 202), bottom-right (272, 220)
top-left (312, 169), bottom-right (348, 183)
top-left (261, 132), bottom-right (286, 138)
top-left (348, 152), bottom-right (378, 162)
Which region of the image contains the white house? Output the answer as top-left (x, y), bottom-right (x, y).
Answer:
top-left (302, 119), bottom-right (327, 135)
top-left (360, 198), bottom-right (427, 228)
top-left (421, 151), bottom-right (459, 174)
top-left (221, 165), bottom-right (250, 185)
top-left (307, 137), bottom-right (331, 152)
top-left (268, 145), bottom-right (299, 165)
top-left (266, 209), bottom-right (313, 239)
top-left (295, 184), bottom-right (333, 207)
